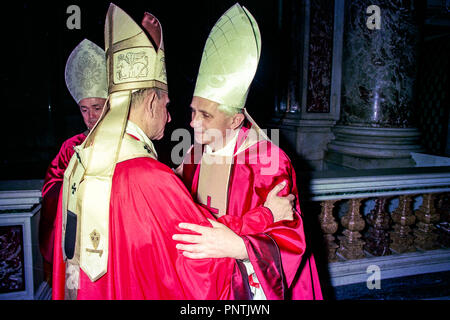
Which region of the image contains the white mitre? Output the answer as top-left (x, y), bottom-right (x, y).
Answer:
top-left (194, 3), bottom-right (268, 144)
top-left (193, 3), bottom-right (261, 109)
top-left (64, 39), bottom-right (108, 104)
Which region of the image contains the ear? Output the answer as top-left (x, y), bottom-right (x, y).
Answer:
top-left (230, 113), bottom-right (245, 130)
top-left (145, 91), bottom-right (158, 117)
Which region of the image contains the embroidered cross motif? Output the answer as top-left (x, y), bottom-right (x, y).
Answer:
top-left (144, 145), bottom-right (152, 154)
top-left (206, 196), bottom-right (219, 215)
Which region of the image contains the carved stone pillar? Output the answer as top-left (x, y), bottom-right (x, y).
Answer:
top-left (390, 195), bottom-right (416, 253)
top-left (414, 193), bottom-right (440, 250)
top-left (319, 200), bottom-right (339, 262)
top-left (364, 197), bottom-right (391, 256)
top-left (337, 198), bottom-right (366, 260)
top-left (325, 0), bottom-right (425, 169)
top-left (269, 0), bottom-right (344, 170)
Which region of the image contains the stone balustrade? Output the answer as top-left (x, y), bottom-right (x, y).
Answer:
top-left (303, 166), bottom-right (450, 292)
top-left (305, 167), bottom-right (450, 262)
top-left (315, 192), bottom-right (448, 263)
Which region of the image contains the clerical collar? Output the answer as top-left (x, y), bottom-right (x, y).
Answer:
top-left (126, 120), bottom-right (158, 159)
top-left (204, 128), bottom-right (239, 156)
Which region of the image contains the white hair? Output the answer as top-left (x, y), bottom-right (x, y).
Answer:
top-left (217, 104), bottom-right (244, 117)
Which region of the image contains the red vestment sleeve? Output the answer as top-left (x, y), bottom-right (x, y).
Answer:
top-left (181, 130), bottom-right (323, 300)
top-left (225, 140), bottom-right (322, 299)
top-left (243, 143), bottom-right (322, 299)
top-left (217, 206), bottom-right (274, 235)
top-left (52, 187), bottom-right (66, 300)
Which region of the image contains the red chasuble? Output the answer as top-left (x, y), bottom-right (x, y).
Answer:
top-left (40, 132), bottom-right (87, 263)
top-left (182, 124), bottom-right (323, 300)
top-left (52, 156), bottom-right (253, 299)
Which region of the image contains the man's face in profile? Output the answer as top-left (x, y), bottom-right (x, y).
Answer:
top-left (149, 90), bottom-right (171, 140)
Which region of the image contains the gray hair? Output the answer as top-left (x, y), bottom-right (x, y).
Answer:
top-left (130, 88), bottom-right (163, 108)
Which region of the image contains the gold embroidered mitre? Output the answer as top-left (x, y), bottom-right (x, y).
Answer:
top-left (62, 3), bottom-right (166, 282)
top-left (105, 4), bottom-right (167, 93)
top-left (64, 39), bottom-right (108, 103)
top-left (193, 3), bottom-right (261, 109)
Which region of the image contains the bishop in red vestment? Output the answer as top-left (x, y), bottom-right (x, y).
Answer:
top-left (173, 4), bottom-right (323, 300)
top-left (39, 38), bottom-right (107, 265)
top-left (51, 137), bottom-right (239, 299)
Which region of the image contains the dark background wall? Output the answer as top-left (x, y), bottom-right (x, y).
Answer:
top-left (415, 25), bottom-right (450, 156)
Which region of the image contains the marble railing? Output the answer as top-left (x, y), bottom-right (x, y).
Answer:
top-left (315, 193), bottom-right (449, 262)
top-left (303, 166), bottom-right (450, 287)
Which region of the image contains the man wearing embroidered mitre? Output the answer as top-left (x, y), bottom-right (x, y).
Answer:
top-left (173, 4), bottom-right (323, 300)
top-left (39, 39), bottom-right (107, 285)
top-left (51, 4), bottom-right (294, 300)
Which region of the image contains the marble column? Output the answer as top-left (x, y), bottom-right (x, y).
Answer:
top-left (270, 0), bottom-right (344, 170)
top-left (326, 0), bottom-right (424, 169)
